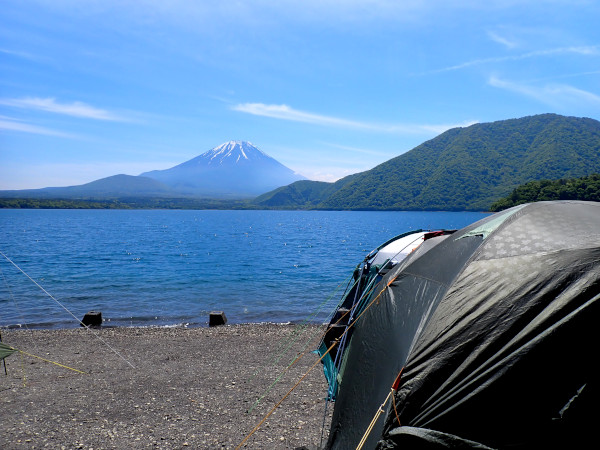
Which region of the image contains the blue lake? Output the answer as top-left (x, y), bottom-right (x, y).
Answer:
top-left (0, 209), bottom-right (489, 329)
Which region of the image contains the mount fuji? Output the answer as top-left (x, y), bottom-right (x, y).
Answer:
top-left (140, 141), bottom-right (306, 198)
top-left (0, 141), bottom-right (306, 200)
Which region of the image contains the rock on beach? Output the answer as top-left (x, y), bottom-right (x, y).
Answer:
top-left (0, 324), bottom-right (332, 449)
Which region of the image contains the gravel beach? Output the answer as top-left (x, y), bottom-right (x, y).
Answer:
top-left (1, 324), bottom-right (333, 449)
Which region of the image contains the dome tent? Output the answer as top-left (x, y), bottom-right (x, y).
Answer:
top-left (323, 201), bottom-right (600, 449)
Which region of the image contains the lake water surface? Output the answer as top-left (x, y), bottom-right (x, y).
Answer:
top-left (0, 209), bottom-right (489, 329)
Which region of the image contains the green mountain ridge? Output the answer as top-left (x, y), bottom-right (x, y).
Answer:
top-left (254, 114), bottom-right (600, 211)
top-left (2, 114), bottom-right (599, 211)
top-left (253, 174), bottom-right (362, 208)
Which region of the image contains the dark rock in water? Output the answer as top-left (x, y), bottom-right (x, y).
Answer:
top-left (81, 311), bottom-right (102, 328)
top-left (209, 311), bottom-right (227, 327)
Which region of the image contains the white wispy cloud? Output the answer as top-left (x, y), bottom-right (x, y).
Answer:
top-left (427, 45), bottom-right (600, 74)
top-left (232, 103), bottom-right (374, 129)
top-left (295, 166), bottom-right (365, 183)
top-left (232, 102), bottom-right (476, 135)
top-left (322, 142), bottom-right (391, 157)
top-left (0, 116), bottom-right (76, 138)
top-left (487, 30), bottom-right (518, 49)
top-left (489, 75), bottom-right (600, 107)
top-left (0, 97), bottom-right (129, 121)
top-left (33, 0), bottom-right (440, 28)
top-left (0, 48), bottom-right (47, 62)
top-left (528, 69), bottom-right (600, 83)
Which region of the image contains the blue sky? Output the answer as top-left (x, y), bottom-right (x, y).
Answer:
top-left (1, 0), bottom-right (599, 189)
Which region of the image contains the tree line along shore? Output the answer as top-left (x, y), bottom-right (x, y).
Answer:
top-left (1, 173), bottom-right (599, 211)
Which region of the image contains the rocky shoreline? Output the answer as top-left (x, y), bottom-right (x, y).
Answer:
top-left (0, 324), bottom-right (333, 449)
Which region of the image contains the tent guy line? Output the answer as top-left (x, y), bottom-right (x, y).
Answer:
top-left (0, 342), bottom-right (87, 376)
top-left (0, 250), bottom-right (135, 369)
top-left (242, 233), bottom-right (425, 446)
top-left (246, 274), bottom-right (354, 416)
top-left (236, 259), bottom-right (405, 449)
top-left (356, 368), bottom-right (405, 450)
top-left (245, 275), bottom-right (349, 397)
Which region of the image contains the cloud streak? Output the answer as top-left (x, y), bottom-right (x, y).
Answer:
top-left (0, 116), bottom-right (76, 138)
top-left (0, 48), bottom-right (48, 62)
top-left (489, 75), bottom-right (600, 107)
top-left (426, 45), bottom-right (600, 74)
top-left (487, 30), bottom-right (518, 49)
top-left (322, 142), bottom-right (392, 157)
top-left (232, 103), bottom-right (373, 129)
top-left (0, 97), bottom-right (129, 121)
top-left (232, 102), bottom-right (475, 135)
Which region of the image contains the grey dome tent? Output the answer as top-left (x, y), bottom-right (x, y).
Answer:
top-left (320, 200), bottom-right (600, 449)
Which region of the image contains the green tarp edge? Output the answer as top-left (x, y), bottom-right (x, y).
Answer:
top-left (0, 342), bottom-right (17, 360)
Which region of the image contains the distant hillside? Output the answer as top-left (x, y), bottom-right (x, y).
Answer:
top-left (0, 174), bottom-right (175, 199)
top-left (0, 141), bottom-right (305, 201)
top-left (490, 173), bottom-right (600, 211)
top-left (255, 114), bottom-right (600, 211)
top-left (253, 174), bottom-right (361, 208)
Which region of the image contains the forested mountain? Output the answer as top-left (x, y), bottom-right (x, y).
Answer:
top-left (490, 173), bottom-right (600, 211)
top-left (253, 174), bottom-right (361, 208)
top-left (254, 114), bottom-right (600, 211)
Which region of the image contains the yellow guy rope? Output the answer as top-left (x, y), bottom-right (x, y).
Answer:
top-left (19, 350), bottom-right (27, 387)
top-left (355, 369), bottom-right (404, 450)
top-left (16, 348), bottom-right (87, 374)
top-left (236, 337), bottom-right (338, 450)
top-left (247, 306), bottom-right (353, 414)
top-left (236, 274), bottom-right (400, 449)
top-left (356, 389), bottom-right (395, 450)
top-left (246, 276), bottom-right (352, 393)
top-left (4, 344), bottom-right (87, 375)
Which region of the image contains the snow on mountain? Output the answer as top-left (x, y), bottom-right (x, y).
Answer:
top-left (205, 140), bottom-right (266, 164)
top-left (140, 141), bottom-right (306, 198)
top-left (184, 141), bottom-right (269, 167)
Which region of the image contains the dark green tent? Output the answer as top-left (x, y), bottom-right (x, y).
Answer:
top-left (321, 201), bottom-right (600, 449)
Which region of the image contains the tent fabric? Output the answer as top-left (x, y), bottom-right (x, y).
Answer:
top-left (319, 229), bottom-right (434, 400)
top-left (380, 426), bottom-right (495, 449)
top-left (0, 342), bottom-right (17, 361)
top-left (458, 203), bottom-right (525, 240)
top-left (323, 201), bottom-right (600, 450)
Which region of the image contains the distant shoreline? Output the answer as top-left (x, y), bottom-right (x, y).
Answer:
top-left (0, 197), bottom-right (259, 210)
top-left (1, 319), bottom-right (323, 331)
top-left (0, 197), bottom-right (492, 212)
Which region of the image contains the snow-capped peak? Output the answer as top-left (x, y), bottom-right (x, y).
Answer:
top-left (203, 141), bottom-right (268, 165)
